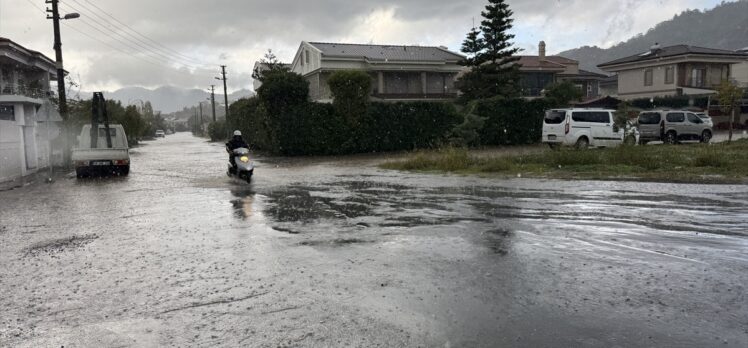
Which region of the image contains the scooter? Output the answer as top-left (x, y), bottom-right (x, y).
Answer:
top-left (227, 147), bottom-right (255, 183)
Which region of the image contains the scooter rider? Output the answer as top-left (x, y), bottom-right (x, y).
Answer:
top-left (226, 130), bottom-right (249, 170)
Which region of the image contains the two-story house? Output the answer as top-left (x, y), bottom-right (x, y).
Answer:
top-left (517, 41), bottom-right (607, 99)
top-left (1, 37), bottom-right (62, 184)
top-left (598, 44), bottom-right (748, 100)
top-left (287, 41), bottom-right (465, 102)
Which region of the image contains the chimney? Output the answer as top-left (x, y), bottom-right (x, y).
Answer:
top-left (539, 41), bottom-right (546, 60)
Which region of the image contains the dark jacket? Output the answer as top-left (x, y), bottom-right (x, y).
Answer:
top-left (226, 136), bottom-right (248, 151)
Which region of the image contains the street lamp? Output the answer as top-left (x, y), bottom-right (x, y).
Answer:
top-left (63, 13), bottom-right (80, 20)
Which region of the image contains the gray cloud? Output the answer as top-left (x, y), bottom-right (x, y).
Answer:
top-left (1, 0), bottom-right (727, 91)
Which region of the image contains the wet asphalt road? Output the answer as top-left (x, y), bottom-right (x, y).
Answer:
top-left (1, 132), bottom-right (747, 347)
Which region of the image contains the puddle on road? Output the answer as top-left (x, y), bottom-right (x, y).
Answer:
top-left (24, 234), bottom-right (98, 257)
top-left (299, 238), bottom-right (374, 247)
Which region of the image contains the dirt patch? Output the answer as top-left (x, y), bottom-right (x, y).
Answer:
top-left (24, 234), bottom-right (98, 257)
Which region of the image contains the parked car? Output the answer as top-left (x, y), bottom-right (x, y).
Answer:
top-left (155, 129), bottom-right (166, 138)
top-left (72, 124), bottom-right (130, 177)
top-left (695, 112), bottom-right (714, 128)
top-left (637, 110), bottom-right (712, 144)
top-left (542, 108), bottom-right (623, 149)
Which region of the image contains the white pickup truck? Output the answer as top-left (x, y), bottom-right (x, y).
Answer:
top-left (72, 124), bottom-right (130, 177)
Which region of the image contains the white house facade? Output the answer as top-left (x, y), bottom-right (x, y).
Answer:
top-left (1, 37), bottom-right (63, 184)
top-left (598, 44), bottom-right (748, 101)
top-left (288, 41), bottom-right (466, 102)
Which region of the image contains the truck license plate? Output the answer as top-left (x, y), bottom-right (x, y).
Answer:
top-left (92, 161), bottom-right (111, 166)
top-left (548, 135), bottom-right (557, 140)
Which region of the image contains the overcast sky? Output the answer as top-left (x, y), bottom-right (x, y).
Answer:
top-left (0, 0), bottom-right (728, 92)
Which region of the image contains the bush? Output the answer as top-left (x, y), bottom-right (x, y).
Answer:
top-left (208, 120), bottom-right (228, 141)
top-left (257, 70), bottom-right (309, 116)
top-left (228, 97), bottom-right (273, 149)
top-left (473, 98), bottom-right (552, 145)
top-left (544, 81), bottom-right (583, 107)
top-left (328, 70), bottom-right (372, 126)
top-left (354, 102), bottom-right (462, 153)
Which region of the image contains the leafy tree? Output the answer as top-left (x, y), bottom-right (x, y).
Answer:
top-left (257, 70), bottom-right (309, 115)
top-left (544, 81), bottom-right (583, 106)
top-left (717, 80), bottom-right (744, 143)
top-left (117, 105), bottom-right (145, 144)
top-left (457, 0), bottom-right (521, 102)
top-left (256, 70), bottom-right (309, 152)
top-left (252, 49), bottom-right (290, 83)
top-left (327, 70), bottom-right (372, 127)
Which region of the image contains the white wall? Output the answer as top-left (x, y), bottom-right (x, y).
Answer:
top-left (0, 111), bottom-right (24, 182)
top-left (0, 101), bottom-right (59, 183)
top-left (732, 62), bottom-right (748, 87)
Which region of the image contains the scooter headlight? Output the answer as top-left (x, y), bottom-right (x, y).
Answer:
top-left (239, 156), bottom-right (250, 163)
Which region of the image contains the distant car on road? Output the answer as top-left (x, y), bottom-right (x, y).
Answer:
top-left (637, 110), bottom-right (712, 144)
top-left (155, 130), bottom-right (166, 138)
top-left (543, 108), bottom-right (623, 149)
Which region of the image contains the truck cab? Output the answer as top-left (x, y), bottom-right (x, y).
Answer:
top-left (72, 124), bottom-right (130, 177)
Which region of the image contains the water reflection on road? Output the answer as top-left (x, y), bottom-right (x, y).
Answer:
top-left (1, 132), bottom-right (747, 347)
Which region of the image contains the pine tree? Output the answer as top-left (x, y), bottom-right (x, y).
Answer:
top-left (457, 0), bottom-right (521, 102)
top-left (460, 26), bottom-right (483, 67)
top-left (476, 0), bottom-right (520, 66)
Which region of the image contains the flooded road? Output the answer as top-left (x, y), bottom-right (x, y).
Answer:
top-left (1, 132), bottom-right (747, 347)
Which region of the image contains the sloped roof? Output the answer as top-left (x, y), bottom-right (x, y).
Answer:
top-left (599, 45), bottom-right (748, 68)
top-left (307, 42), bottom-right (464, 62)
top-left (0, 37), bottom-right (57, 67)
top-left (516, 55), bottom-right (576, 71)
top-left (573, 69), bottom-right (608, 78)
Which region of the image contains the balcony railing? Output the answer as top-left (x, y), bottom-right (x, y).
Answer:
top-left (373, 93), bottom-right (458, 100)
top-left (0, 85), bottom-right (51, 99)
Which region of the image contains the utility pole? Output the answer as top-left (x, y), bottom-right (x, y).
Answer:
top-left (46, 0), bottom-right (79, 165)
top-left (217, 66), bottom-right (229, 121)
top-left (199, 102), bottom-right (203, 125)
top-left (209, 85), bottom-right (216, 123)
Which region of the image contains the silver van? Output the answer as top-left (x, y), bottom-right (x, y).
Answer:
top-left (637, 110), bottom-right (712, 144)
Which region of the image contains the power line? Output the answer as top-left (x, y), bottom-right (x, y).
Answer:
top-left (78, 0), bottom-right (212, 66)
top-left (67, 0), bottom-right (211, 68)
top-left (59, 1), bottom-right (204, 70)
top-left (22, 0), bottom-right (213, 78)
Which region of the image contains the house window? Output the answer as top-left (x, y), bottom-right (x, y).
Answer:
top-left (0, 104), bottom-right (15, 121)
top-left (305, 51), bottom-right (310, 65)
top-left (644, 69), bottom-right (653, 86)
top-left (665, 66), bottom-right (674, 84)
top-left (691, 68), bottom-right (706, 87)
top-left (300, 51), bottom-right (304, 66)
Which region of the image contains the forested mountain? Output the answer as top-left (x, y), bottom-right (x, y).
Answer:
top-left (559, 0), bottom-right (748, 74)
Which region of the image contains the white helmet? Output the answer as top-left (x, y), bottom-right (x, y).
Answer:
top-left (233, 130), bottom-right (242, 136)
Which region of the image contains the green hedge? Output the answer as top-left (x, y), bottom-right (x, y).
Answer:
top-left (228, 99), bottom-right (460, 156)
top-left (473, 98), bottom-right (552, 145)
top-left (354, 102), bottom-right (461, 153)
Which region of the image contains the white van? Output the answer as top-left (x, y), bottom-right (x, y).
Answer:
top-left (542, 109), bottom-right (623, 149)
